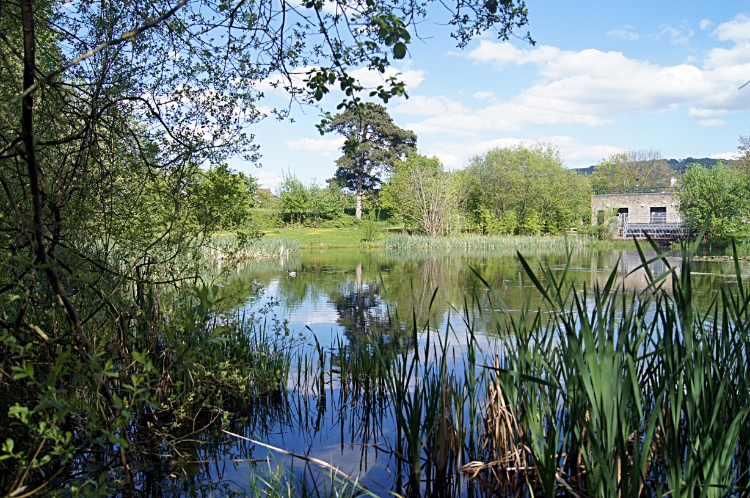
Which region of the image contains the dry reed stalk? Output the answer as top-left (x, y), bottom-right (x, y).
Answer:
top-left (222, 430), bottom-right (355, 481)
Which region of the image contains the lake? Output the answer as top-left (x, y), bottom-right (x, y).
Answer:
top-left (152, 247), bottom-right (749, 497)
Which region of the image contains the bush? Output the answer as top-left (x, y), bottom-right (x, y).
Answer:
top-left (519, 210), bottom-right (543, 235)
top-left (321, 215), bottom-right (359, 228)
top-left (250, 208), bottom-right (285, 229)
top-left (361, 212), bottom-right (381, 242)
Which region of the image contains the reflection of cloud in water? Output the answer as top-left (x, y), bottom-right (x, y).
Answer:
top-left (288, 309), bottom-right (341, 326)
top-left (265, 279), bottom-right (280, 295)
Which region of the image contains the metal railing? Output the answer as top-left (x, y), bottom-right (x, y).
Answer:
top-left (616, 214), bottom-right (691, 239)
top-left (593, 186), bottom-right (677, 195)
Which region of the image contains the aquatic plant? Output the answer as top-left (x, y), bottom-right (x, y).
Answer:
top-left (382, 233), bottom-right (595, 251)
top-left (207, 234), bottom-right (300, 260)
top-left (304, 232), bottom-right (750, 497)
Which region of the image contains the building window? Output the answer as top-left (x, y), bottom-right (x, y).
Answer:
top-left (650, 207), bottom-right (666, 223)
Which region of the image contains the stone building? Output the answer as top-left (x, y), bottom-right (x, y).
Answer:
top-left (591, 185), bottom-right (686, 239)
top-left (591, 191), bottom-right (681, 225)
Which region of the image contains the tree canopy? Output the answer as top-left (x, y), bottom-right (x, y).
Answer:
top-left (381, 154), bottom-right (464, 236)
top-left (591, 149), bottom-right (675, 189)
top-left (327, 104), bottom-right (417, 218)
top-left (0, 0), bottom-right (535, 490)
top-left (677, 162), bottom-right (750, 238)
top-left (464, 143), bottom-right (591, 234)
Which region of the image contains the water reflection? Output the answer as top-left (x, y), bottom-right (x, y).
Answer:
top-left (154, 247), bottom-right (749, 497)
top-left (225, 248), bottom-right (744, 342)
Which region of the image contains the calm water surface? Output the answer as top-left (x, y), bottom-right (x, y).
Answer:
top-left (161, 248), bottom-right (749, 496)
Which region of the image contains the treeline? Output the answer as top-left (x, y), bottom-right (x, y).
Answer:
top-left (213, 143), bottom-right (593, 236)
top-left (575, 156), bottom-right (740, 176)
top-left (228, 143), bottom-right (750, 239)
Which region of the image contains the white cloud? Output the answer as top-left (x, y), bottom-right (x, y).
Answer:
top-left (467, 41), bottom-right (562, 67)
top-left (425, 136), bottom-right (621, 168)
top-left (285, 137), bottom-right (345, 157)
top-left (607, 27), bottom-right (640, 41)
top-left (696, 118), bottom-right (726, 127)
top-left (709, 152), bottom-right (738, 160)
top-left (397, 25), bottom-right (750, 136)
top-left (705, 14), bottom-right (750, 68)
top-left (700, 19), bottom-right (715, 30)
top-left (473, 91), bottom-right (495, 99)
top-left (255, 66), bottom-right (317, 95)
top-left (254, 65), bottom-right (424, 101)
top-left (255, 170), bottom-right (282, 189)
top-left (713, 13), bottom-right (750, 42)
top-left (658, 24), bottom-right (694, 46)
top-left (540, 136), bottom-right (622, 163)
top-left (349, 66), bottom-right (425, 89)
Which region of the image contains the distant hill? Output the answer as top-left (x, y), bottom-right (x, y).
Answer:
top-left (574, 157), bottom-right (739, 176)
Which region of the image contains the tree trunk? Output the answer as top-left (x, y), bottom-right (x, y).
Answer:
top-left (355, 152), bottom-right (364, 219)
top-left (20, 3), bottom-right (134, 492)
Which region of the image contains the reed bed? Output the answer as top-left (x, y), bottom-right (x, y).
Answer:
top-left (470, 238), bottom-right (750, 497)
top-left (51, 231), bottom-right (748, 497)
top-left (382, 234), bottom-right (596, 252)
top-left (291, 235), bottom-right (750, 497)
top-left (207, 234), bottom-right (300, 260)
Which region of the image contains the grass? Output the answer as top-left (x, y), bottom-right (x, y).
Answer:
top-left (255, 227), bottom-right (647, 251)
top-left (382, 233), bottom-right (599, 251)
top-left (235, 460), bottom-right (377, 498)
top-left (288, 230), bottom-right (750, 497)
top-left (261, 226), bottom-right (377, 248)
top-left (209, 233), bottom-right (301, 258)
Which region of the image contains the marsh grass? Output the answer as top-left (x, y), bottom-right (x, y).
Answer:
top-left (382, 234), bottom-right (596, 252)
top-left (240, 460), bottom-right (377, 498)
top-left (43, 228), bottom-right (749, 497)
top-left (289, 226), bottom-right (750, 497)
top-left (208, 234), bottom-right (300, 260)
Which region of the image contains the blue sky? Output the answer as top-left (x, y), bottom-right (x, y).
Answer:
top-left (228, 0), bottom-right (750, 189)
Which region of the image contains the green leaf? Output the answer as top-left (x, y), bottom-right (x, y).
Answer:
top-left (393, 42), bottom-right (407, 59)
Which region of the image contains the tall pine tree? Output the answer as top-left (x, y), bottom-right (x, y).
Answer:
top-left (327, 105), bottom-right (417, 219)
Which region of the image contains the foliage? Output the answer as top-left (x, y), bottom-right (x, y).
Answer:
top-left (327, 105), bottom-right (417, 219)
top-left (308, 184), bottom-right (343, 221)
top-left (360, 211), bottom-right (382, 242)
top-left (469, 238), bottom-right (750, 497)
top-left (277, 174), bottom-right (346, 225)
top-left (250, 208), bottom-right (287, 229)
top-left (591, 149), bottom-right (675, 188)
top-left (677, 162), bottom-right (750, 238)
top-left (208, 234), bottom-right (300, 259)
top-left (0, 286), bottom-right (296, 496)
top-left (349, 237), bottom-right (750, 496)
top-left (381, 155), bottom-right (465, 236)
top-left (0, 0), bottom-right (534, 488)
top-left (738, 132), bottom-right (750, 174)
top-left (321, 216), bottom-right (359, 228)
top-left (464, 143), bottom-right (591, 234)
top-left (278, 173), bottom-right (311, 225)
top-left (193, 164), bottom-right (261, 238)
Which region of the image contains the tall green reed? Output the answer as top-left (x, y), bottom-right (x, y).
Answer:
top-left (382, 234), bottom-right (591, 252)
top-left (470, 226), bottom-right (750, 497)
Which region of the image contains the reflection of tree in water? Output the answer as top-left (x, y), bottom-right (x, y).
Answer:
top-left (329, 264), bottom-right (392, 344)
